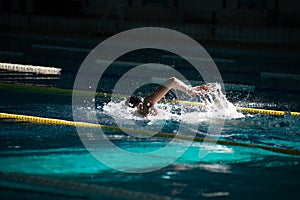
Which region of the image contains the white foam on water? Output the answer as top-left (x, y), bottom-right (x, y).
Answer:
top-left (201, 83), bottom-right (244, 119)
top-left (101, 83), bottom-right (244, 127)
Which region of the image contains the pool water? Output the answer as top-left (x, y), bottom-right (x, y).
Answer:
top-left (1, 68), bottom-right (300, 199)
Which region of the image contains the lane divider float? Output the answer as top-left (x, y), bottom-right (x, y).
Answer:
top-left (174, 100), bottom-right (300, 117)
top-left (0, 62), bottom-right (61, 75)
top-left (1, 112), bottom-right (300, 156)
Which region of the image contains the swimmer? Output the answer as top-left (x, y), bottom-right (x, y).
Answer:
top-left (125, 77), bottom-right (210, 116)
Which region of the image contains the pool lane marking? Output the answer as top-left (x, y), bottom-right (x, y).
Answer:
top-left (161, 54), bottom-right (236, 63)
top-left (261, 72), bottom-right (300, 80)
top-left (0, 172), bottom-right (171, 200)
top-left (1, 82), bottom-right (299, 117)
top-left (1, 112), bottom-right (300, 156)
top-left (32, 44), bottom-right (91, 53)
top-left (151, 77), bottom-right (255, 92)
top-left (0, 51), bottom-right (23, 57)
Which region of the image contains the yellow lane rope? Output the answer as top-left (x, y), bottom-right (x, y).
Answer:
top-left (1, 112), bottom-right (300, 156)
top-left (235, 107), bottom-right (300, 117)
top-left (1, 82), bottom-right (300, 117)
top-left (174, 100), bottom-right (300, 117)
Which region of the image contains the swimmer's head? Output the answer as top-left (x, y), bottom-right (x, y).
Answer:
top-left (126, 96), bottom-right (143, 108)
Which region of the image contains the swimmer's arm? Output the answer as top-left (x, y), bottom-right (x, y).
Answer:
top-left (164, 77), bottom-right (194, 95)
top-left (137, 85), bottom-right (169, 116)
top-left (143, 85), bottom-right (170, 106)
top-left (144, 77), bottom-right (192, 106)
top-left (144, 77), bottom-right (210, 107)
top-left (191, 85), bottom-right (211, 95)
top-left (164, 77), bottom-right (211, 95)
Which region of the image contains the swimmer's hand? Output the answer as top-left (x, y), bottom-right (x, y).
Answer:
top-left (190, 85), bottom-right (211, 95)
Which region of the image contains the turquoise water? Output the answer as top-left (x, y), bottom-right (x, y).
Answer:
top-left (1, 69), bottom-right (300, 199)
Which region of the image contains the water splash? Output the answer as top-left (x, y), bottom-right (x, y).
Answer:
top-left (101, 83), bottom-right (244, 126)
top-left (200, 83), bottom-right (244, 119)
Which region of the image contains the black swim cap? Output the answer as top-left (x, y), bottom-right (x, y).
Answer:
top-left (126, 96), bottom-right (143, 108)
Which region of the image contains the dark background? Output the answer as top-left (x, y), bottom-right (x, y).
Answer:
top-left (0, 0), bottom-right (299, 92)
